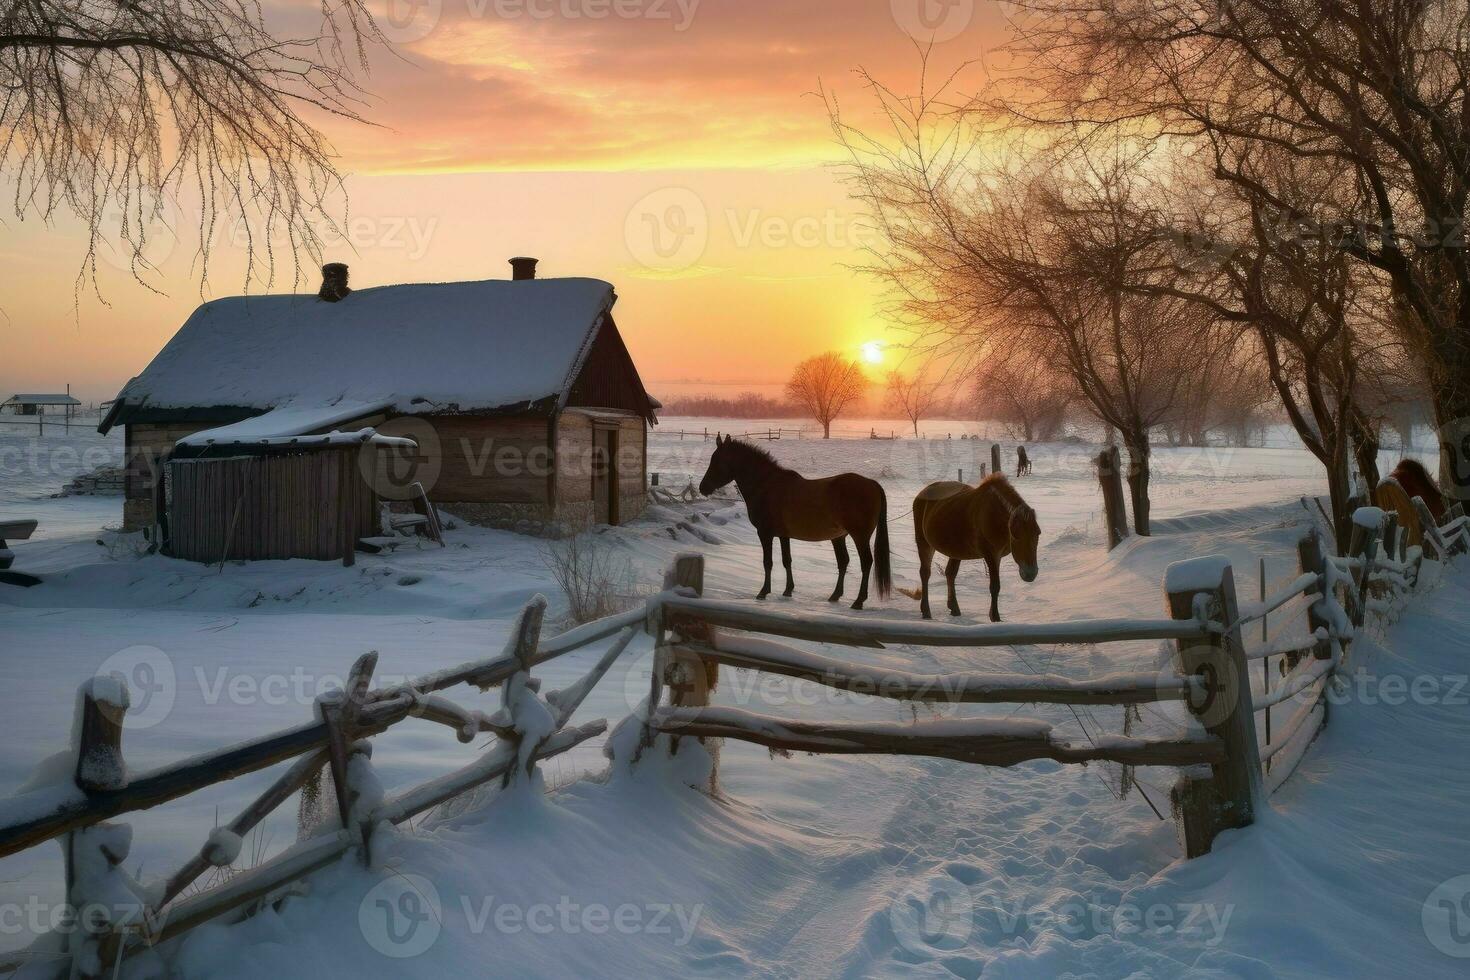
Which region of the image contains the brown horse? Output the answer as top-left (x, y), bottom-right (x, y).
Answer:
top-left (698, 435), bottom-right (892, 608)
top-left (903, 474), bottom-right (1040, 621)
top-left (1390, 458), bottom-right (1446, 522)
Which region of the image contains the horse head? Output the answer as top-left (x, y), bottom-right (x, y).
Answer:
top-left (699, 434), bottom-right (737, 496)
top-left (1009, 503), bottom-right (1041, 582)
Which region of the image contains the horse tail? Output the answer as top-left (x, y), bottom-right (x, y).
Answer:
top-left (875, 483), bottom-right (893, 599)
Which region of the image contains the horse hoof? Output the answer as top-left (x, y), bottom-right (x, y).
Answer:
top-left (949, 609), bottom-right (962, 617)
top-left (850, 600), bottom-right (865, 610)
top-left (827, 595), bottom-right (842, 603)
top-left (990, 612), bottom-right (1002, 623)
top-left (920, 610), bottom-right (932, 620)
top-left (756, 593), bottom-right (769, 601)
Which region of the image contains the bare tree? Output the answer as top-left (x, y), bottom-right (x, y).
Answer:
top-left (0, 0), bottom-right (384, 293)
top-left (972, 352), bottom-right (1072, 443)
top-left (1003, 0), bottom-right (1470, 498)
top-left (885, 366), bottom-right (943, 436)
top-left (831, 73), bottom-right (1201, 532)
top-left (788, 352), bottom-right (869, 438)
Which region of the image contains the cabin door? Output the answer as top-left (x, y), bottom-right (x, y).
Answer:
top-left (592, 426), bottom-right (619, 525)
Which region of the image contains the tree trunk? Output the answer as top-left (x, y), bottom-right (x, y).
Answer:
top-left (1349, 412), bottom-right (1381, 499)
top-left (913, 419), bottom-right (920, 437)
top-left (1123, 434), bottom-right (1151, 536)
top-left (823, 420), bottom-right (831, 439)
top-left (1431, 375), bottom-right (1470, 507)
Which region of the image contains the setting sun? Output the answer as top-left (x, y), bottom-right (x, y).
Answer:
top-left (861, 341), bottom-right (884, 364)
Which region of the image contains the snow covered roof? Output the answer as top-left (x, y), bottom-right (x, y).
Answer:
top-left (5, 393), bottom-right (81, 405)
top-left (175, 401), bottom-right (395, 449)
top-left (102, 277), bottom-right (635, 432)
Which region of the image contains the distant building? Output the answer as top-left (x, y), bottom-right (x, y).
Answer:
top-left (3, 393), bottom-right (81, 417)
top-left (99, 258), bottom-right (659, 554)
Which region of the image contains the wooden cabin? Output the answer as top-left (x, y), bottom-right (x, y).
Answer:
top-left (3, 393), bottom-right (80, 417)
top-left (99, 259), bottom-right (658, 547)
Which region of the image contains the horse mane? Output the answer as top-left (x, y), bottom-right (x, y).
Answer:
top-left (722, 438), bottom-right (786, 472)
top-left (980, 472), bottom-right (1028, 510)
top-left (1392, 457), bottom-right (1440, 492)
top-left (1391, 457), bottom-right (1446, 519)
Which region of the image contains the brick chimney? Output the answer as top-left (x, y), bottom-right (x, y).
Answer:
top-left (319, 263), bottom-right (351, 302)
top-left (509, 256), bottom-right (538, 281)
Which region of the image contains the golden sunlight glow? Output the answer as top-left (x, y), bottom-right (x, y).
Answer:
top-left (861, 341), bottom-right (885, 365)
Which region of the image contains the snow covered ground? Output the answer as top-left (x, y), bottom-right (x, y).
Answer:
top-left (1, 417), bottom-right (1464, 977)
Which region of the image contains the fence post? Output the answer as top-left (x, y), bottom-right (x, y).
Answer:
top-left (500, 596), bottom-right (548, 786)
top-left (991, 443), bottom-right (1003, 477)
top-left (1164, 557), bottom-right (1263, 858)
top-left (68, 677), bottom-right (132, 977)
top-left (660, 554), bottom-right (719, 789)
top-left (318, 651), bottom-right (379, 864)
top-left (1296, 528), bottom-right (1334, 663)
top-left (1096, 446), bottom-right (1129, 549)
top-left (1347, 514), bottom-right (1379, 629)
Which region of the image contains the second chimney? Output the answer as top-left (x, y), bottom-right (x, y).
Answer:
top-left (509, 256), bottom-right (538, 281)
top-left (319, 263), bottom-right (351, 302)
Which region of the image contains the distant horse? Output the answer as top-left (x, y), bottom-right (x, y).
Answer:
top-left (698, 435), bottom-right (892, 608)
top-left (1016, 446), bottom-right (1032, 477)
top-left (1390, 458), bottom-right (1446, 523)
top-left (900, 475), bottom-right (1040, 621)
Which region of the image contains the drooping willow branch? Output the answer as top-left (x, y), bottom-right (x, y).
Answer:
top-left (0, 0), bottom-right (388, 297)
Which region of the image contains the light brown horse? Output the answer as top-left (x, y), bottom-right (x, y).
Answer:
top-left (698, 435), bottom-right (892, 608)
top-left (903, 474), bottom-right (1040, 621)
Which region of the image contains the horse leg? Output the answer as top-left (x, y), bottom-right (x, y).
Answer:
top-left (917, 540), bottom-right (934, 619)
top-left (984, 552), bottom-right (1002, 622)
top-left (945, 557), bottom-right (963, 617)
top-left (851, 532), bottom-right (873, 610)
top-left (757, 532), bottom-right (773, 600)
top-left (828, 536), bottom-right (849, 602)
top-left (780, 536), bottom-right (794, 597)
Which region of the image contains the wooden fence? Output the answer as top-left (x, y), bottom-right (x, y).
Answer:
top-left (0, 601), bottom-right (646, 978)
top-left (3, 492), bottom-right (1463, 975)
top-left (638, 494), bottom-right (1470, 860)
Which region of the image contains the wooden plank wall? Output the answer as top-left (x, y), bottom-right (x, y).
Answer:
top-left (168, 450), bottom-right (378, 563)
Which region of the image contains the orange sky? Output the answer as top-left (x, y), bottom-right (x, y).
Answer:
top-left (1, 0), bottom-right (1005, 404)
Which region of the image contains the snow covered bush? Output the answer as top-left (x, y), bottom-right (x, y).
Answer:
top-left (543, 533), bottom-right (640, 624)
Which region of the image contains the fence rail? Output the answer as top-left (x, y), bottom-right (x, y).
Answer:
top-left (4, 490), bottom-right (1463, 976)
top-left (0, 598), bottom-right (636, 978)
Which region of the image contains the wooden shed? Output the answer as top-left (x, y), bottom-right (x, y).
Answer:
top-left (99, 259), bottom-right (659, 550)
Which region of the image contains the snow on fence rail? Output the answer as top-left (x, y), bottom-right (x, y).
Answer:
top-left (3, 494), bottom-right (1462, 974)
top-left (0, 599), bottom-right (634, 978)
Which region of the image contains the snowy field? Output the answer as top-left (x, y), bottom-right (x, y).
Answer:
top-left (1, 417), bottom-right (1465, 977)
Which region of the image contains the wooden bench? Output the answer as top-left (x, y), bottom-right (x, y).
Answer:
top-left (0, 519), bottom-right (41, 587)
